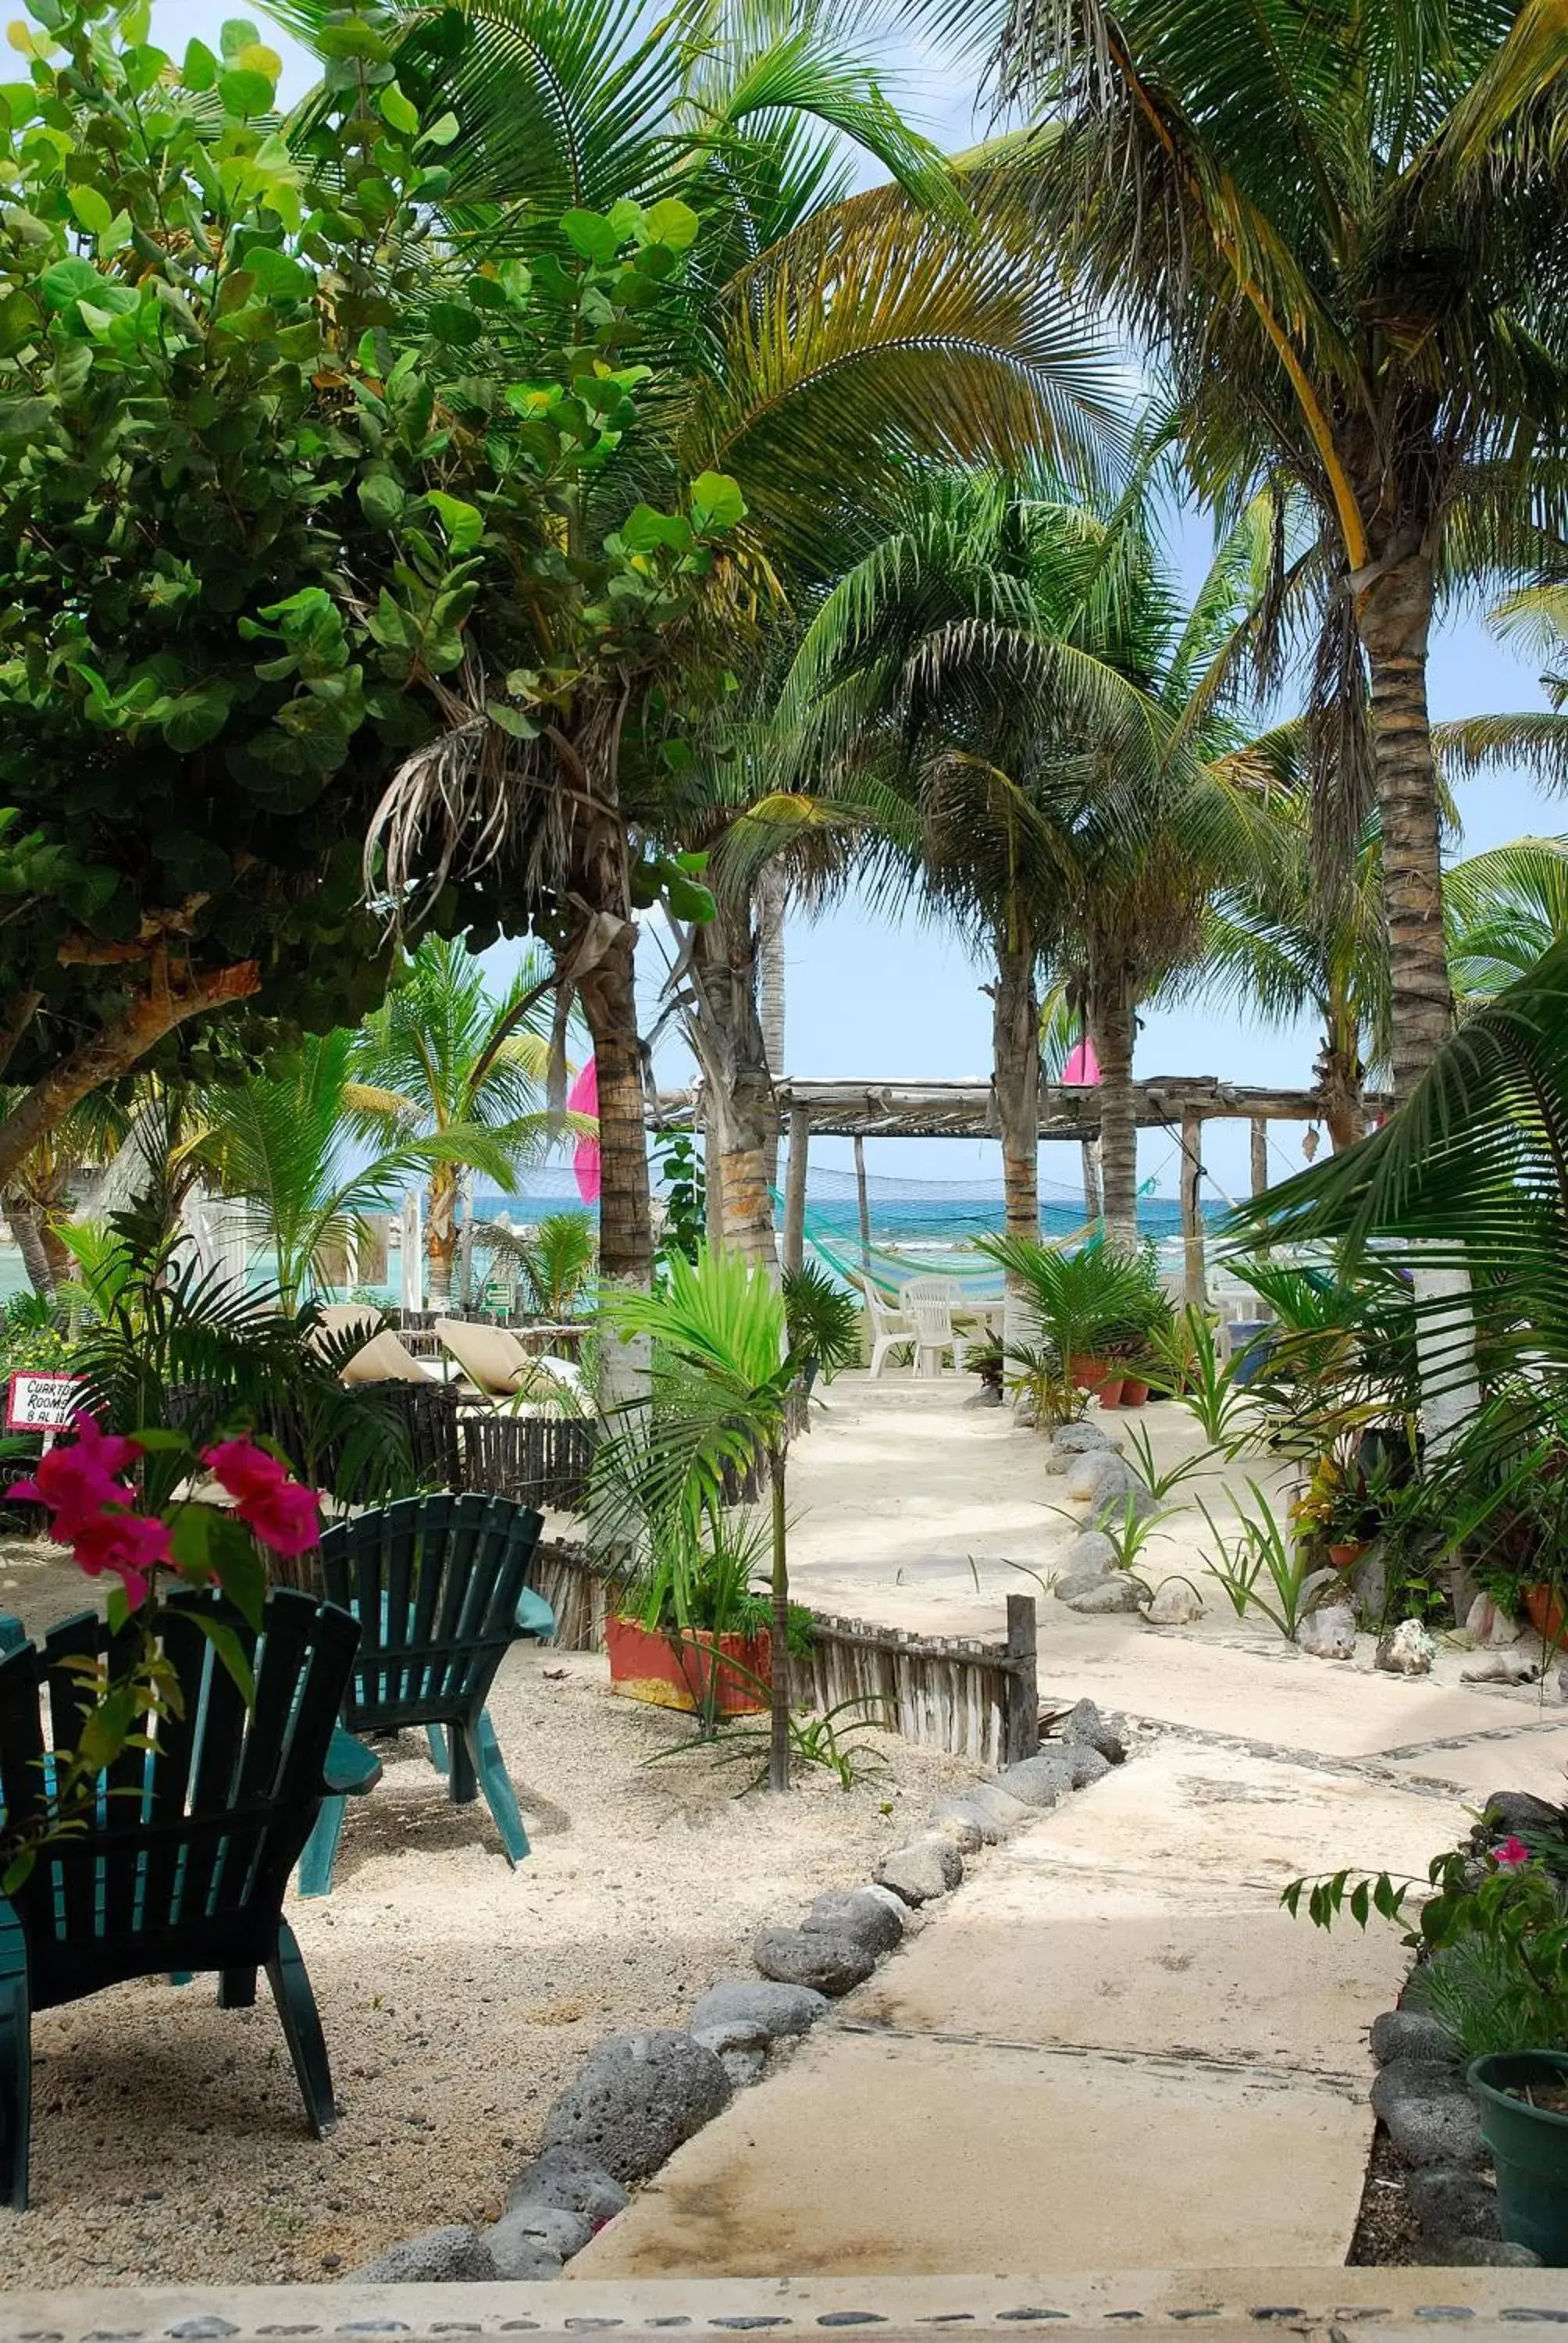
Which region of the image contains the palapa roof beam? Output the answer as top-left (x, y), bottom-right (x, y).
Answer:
top-left (651, 1075), bottom-right (1386, 1142)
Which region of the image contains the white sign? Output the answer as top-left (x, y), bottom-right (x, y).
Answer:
top-left (6, 1372), bottom-right (84, 1432)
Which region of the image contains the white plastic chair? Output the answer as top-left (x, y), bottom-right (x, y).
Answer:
top-left (854, 1276), bottom-right (917, 1378)
top-left (901, 1277), bottom-right (968, 1375)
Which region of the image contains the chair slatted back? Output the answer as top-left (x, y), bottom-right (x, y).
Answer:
top-left (318, 1492), bottom-right (544, 1734)
top-left (902, 1278), bottom-right (959, 1346)
top-left (0, 1589), bottom-right (359, 2007)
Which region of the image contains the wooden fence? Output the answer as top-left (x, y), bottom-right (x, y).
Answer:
top-left (530, 1541), bottom-right (1039, 1768)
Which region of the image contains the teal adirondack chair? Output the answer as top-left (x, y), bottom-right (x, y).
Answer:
top-left (298, 1492), bottom-right (553, 1895)
top-left (0, 1586), bottom-right (380, 2210)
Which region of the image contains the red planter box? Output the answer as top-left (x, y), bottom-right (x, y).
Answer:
top-left (605, 1614), bottom-right (772, 1717)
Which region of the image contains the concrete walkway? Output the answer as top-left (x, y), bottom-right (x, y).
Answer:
top-left (568, 1377), bottom-right (1568, 2280)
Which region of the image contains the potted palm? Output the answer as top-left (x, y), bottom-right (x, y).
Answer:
top-left (976, 1233), bottom-right (1167, 1427)
top-left (592, 1246), bottom-right (814, 1790)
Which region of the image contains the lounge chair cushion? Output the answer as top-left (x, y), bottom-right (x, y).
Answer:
top-left (436, 1318), bottom-right (532, 1396)
top-left (339, 1329), bottom-right (433, 1386)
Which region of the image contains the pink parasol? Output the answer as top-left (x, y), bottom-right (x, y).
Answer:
top-left (1061, 1036), bottom-right (1101, 1086)
top-left (568, 1057), bottom-right (600, 1205)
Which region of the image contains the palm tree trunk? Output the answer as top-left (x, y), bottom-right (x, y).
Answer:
top-left (1090, 970), bottom-right (1139, 1249)
top-left (1356, 551), bottom-right (1452, 1099)
top-left (688, 903), bottom-right (778, 1276)
top-left (5, 1198), bottom-right (54, 1298)
top-left (756, 865), bottom-right (786, 1193)
top-left (579, 921), bottom-right (653, 1292)
top-left (426, 1168), bottom-right (458, 1308)
top-left (991, 930), bottom-right (1039, 1343)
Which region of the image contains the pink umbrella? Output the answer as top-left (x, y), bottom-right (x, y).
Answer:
top-left (568, 1057), bottom-right (600, 1205)
top-left (1061, 1036), bottom-right (1101, 1085)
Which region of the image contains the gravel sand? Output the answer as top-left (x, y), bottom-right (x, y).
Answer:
top-left (0, 1536), bottom-right (977, 2288)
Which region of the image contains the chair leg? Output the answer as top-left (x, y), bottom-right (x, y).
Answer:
top-left (266, 1920), bottom-right (337, 2139)
top-left (0, 1956), bottom-right (32, 2211)
top-left (447, 1723), bottom-right (478, 1808)
top-left (464, 1710), bottom-right (530, 1867)
top-left (297, 1796), bottom-right (347, 1899)
top-left (426, 1723), bottom-right (450, 1775)
top-left (219, 1967), bottom-right (258, 2009)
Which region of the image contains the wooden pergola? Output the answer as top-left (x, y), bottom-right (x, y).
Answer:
top-left (653, 1074), bottom-right (1388, 1304)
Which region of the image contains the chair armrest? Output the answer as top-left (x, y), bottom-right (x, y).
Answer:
top-left (514, 1586), bottom-right (556, 1641)
top-left (323, 1727), bottom-right (383, 1798)
top-left (0, 1617), bottom-right (25, 1658)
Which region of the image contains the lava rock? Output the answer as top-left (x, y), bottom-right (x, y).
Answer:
top-left (1055, 1571), bottom-right (1116, 1603)
top-left (806, 1888), bottom-right (906, 1955)
top-left (540, 2027), bottom-right (732, 2184)
top-left (1474, 1791), bottom-right (1568, 1849)
top-left (1063, 1450), bottom-right (1134, 1506)
top-left (1058, 1742), bottom-right (1112, 1789)
top-left (1061, 1574), bottom-right (1144, 1615)
top-left (1056, 1531), bottom-right (1117, 1582)
top-left (929, 1788), bottom-right (1028, 1845)
top-left (1462, 1652), bottom-right (1540, 1686)
top-left (1406, 2165), bottom-right (1502, 2241)
top-left (506, 2148), bottom-right (629, 2230)
top-left (487, 2200), bottom-right (586, 2273)
top-left (1295, 1603), bottom-right (1357, 1660)
top-left (1411, 2239), bottom-right (1541, 2267)
top-left (690, 1977), bottom-right (830, 2053)
top-left (1377, 1618), bottom-right (1438, 1677)
top-left (875, 1835), bottom-right (964, 1905)
top-left (753, 1924), bottom-right (875, 1996)
top-left (1052, 1421), bottom-right (1117, 1456)
top-left (1464, 1592), bottom-right (1523, 1649)
top-left (1060, 1698), bottom-right (1127, 1765)
top-left (1370, 2010), bottom-right (1454, 2067)
top-left (349, 2227), bottom-right (501, 2284)
top-left (1089, 1478), bottom-right (1158, 1528)
top-left (1144, 1578), bottom-right (1204, 1626)
top-left (1349, 1549), bottom-right (1388, 1628)
top-left (997, 1752), bottom-right (1076, 1808)
top-left (719, 2046), bottom-right (768, 2089)
top-left (1370, 2063), bottom-right (1484, 2168)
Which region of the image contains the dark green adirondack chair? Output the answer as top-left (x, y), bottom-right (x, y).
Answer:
top-left (298, 1492), bottom-right (552, 1895)
top-left (0, 1586), bottom-right (380, 2210)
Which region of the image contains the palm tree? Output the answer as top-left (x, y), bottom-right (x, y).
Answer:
top-left (990, 0), bottom-right (1568, 1097)
top-left (773, 469), bottom-right (1262, 1258)
top-left (280, 0), bottom-right (1127, 1324)
top-left (1447, 836), bottom-right (1568, 1007)
top-left (350, 937), bottom-right (568, 1308)
top-left (181, 1031), bottom-right (518, 1309)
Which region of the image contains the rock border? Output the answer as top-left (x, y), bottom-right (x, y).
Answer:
top-left (348, 1696), bottom-right (1131, 2284)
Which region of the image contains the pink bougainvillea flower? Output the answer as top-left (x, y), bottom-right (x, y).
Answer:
top-left (201, 1437), bottom-right (320, 1557)
top-left (68, 1507), bottom-right (172, 1609)
top-left (1495, 1835), bottom-right (1532, 1870)
top-left (11, 1449), bottom-right (134, 1539)
top-left (65, 1413), bottom-right (143, 1480)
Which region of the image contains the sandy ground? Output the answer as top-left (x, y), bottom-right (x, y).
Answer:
top-left (0, 1538), bottom-right (976, 2288)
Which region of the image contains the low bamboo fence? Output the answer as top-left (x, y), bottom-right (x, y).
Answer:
top-left (530, 1540), bottom-right (1039, 1768)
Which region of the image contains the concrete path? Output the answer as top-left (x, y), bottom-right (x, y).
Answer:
top-left (568, 1378), bottom-right (1568, 2280)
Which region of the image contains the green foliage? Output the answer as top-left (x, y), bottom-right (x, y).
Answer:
top-left (781, 1261), bottom-right (861, 1383)
top-left (1145, 1306), bottom-right (1257, 1451)
top-left (0, 1290), bottom-right (73, 1374)
top-left (514, 1212), bottom-right (597, 1321)
top-left (652, 1131), bottom-right (707, 1269)
top-left (0, 0), bottom-right (743, 1176)
top-left (1199, 1483), bottom-right (1338, 1639)
top-left (978, 1233), bottom-right (1167, 1429)
top-left (1285, 1834), bottom-right (1568, 2061)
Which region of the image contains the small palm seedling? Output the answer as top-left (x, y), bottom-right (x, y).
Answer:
top-left (1198, 1485), bottom-right (1338, 1639)
top-left (1146, 1308), bottom-right (1258, 1453)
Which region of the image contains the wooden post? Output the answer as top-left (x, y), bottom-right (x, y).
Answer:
top-left (853, 1132), bottom-right (872, 1275)
top-left (1003, 1592), bottom-right (1039, 1763)
top-left (1250, 1116), bottom-right (1268, 1198)
top-left (1181, 1108), bottom-right (1207, 1311)
top-left (1080, 1138), bottom-right (1102, 1221)
top-left (782, 1104), bottom-right (809, 1275)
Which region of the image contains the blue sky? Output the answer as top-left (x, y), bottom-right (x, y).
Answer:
top-left (145, 0), bottom-right (1568, 1201)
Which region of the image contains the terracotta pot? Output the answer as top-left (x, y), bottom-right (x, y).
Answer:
top-left (1526, 1585), bottom-right (1566, 1647)
top-left (1096, 1378), bottom-right (1126, 1410)
top-left (1327, 1541), bottom-right (1366, 1570)
top-left (605, 1614), bottom-right (771, 1717)
top-left (1119, 1378), bottom-right (1150, 1407)
top-left (1071, 1353), bottom-right (1112, 1393)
